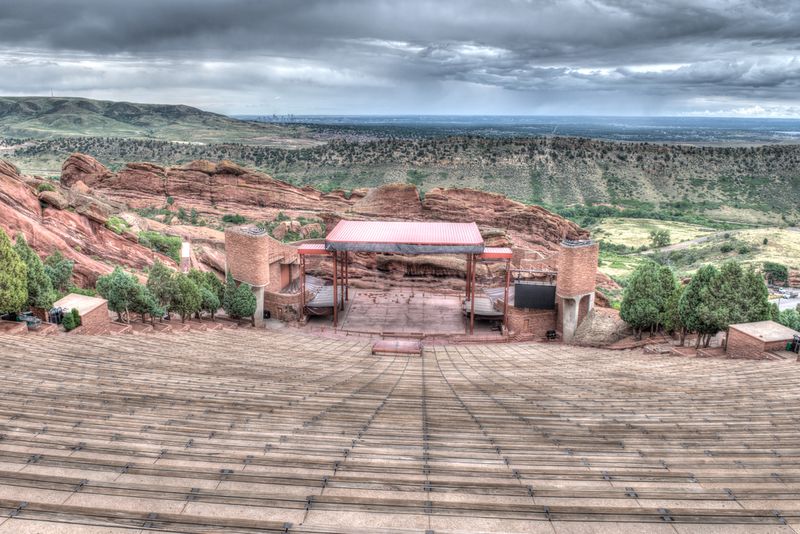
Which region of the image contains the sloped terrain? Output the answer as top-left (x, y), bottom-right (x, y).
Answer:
top-left (9, 135), bottom-right (800, 224)
top-left (0, 97), bottom-right (316, 146)
top-left (0, 330), bottom-right (799, 532)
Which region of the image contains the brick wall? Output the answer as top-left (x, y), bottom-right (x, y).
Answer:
top-left (507, 307), bottom-right (557, 337)
top-left (726, 328), bottom-right (767, 359)
top-left (80, 302), bottom-right (110, 332)
top-left (556, 242), bottom-right (599, 298)
top-left (224, 226), bottom-right (271, 287)
top-left (265, 290), bottom-right (302, 322)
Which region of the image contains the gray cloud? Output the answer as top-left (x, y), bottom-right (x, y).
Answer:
top-left (0, 0), bottom-right (798, 115)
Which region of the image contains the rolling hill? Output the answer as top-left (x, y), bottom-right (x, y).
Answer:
top-left (0, 96), bottom-right (316, 146)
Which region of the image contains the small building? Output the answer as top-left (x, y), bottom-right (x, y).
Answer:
top-left (726, 320), bottom-right (800, 359)
top-left (53, 294), bottom-right (109, 332)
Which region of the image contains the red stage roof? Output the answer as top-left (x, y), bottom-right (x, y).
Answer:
top-left (297, 243), bottom-right (329, 255)
top-left (480, 247), bottom-right (513, 260)
top-left (325, 221), bottom-right (484, 254)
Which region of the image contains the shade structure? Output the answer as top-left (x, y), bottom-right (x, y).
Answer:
top-left (325, 220), bottom-right (485, 254)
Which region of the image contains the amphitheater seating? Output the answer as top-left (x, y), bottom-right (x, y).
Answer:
top-left (0, 330), bottom-right (799, 533)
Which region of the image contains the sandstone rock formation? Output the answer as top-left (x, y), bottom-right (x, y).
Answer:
top-left (0, 159), bottom-right (176, 287)
top-left (38, 190), bottom-right (69, 210)
top-left (55, 153), bottom-right (609, 295)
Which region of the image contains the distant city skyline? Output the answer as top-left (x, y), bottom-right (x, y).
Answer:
top-left (1, 0), bottom-right (799, 117)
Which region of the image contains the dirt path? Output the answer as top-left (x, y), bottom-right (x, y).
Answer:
top-left (645, 229), bottom-right (735, 254)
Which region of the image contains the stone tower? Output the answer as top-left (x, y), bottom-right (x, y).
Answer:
top-left (555, 239), bottom-right (599, 342)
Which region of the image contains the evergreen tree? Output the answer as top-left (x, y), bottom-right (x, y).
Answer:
top-left (620, 261), bottom-right (675, 339)
top-left (679, 265), bottom-right (724, 348)
top-left (222, 272), bottom-right (237, 316)
top-left (131, 285), bottom-right (164, 325)
top-left (740, 266), bottom-right (771, 322)
top-left (0, 228), bottom-right (28, 314)
top-left (146, 260), bottom-right (176, 316)
top-left (776, 309), bottom-right (800, 331)
top-left (14, 234), bottom-right (56, 310)
top-left (662, 284), bottom-right (686, 344)
top-left (43, 250), bottom-right (74, 293)
top-left (96, 267), bottom-right (141, 323)
top-left (188, 269), bottom-right (224, 300)
top-left (169, 274), bottom-right (202, 323)
top-left (199, 286), bottom-right (220, 321)
top-left (231, 282), bottom-right (258, 326)
top-left (204, 271), bottom-right (225, 303)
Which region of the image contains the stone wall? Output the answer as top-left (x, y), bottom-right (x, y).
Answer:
top-left (507, 307), bottom-right (557, 338)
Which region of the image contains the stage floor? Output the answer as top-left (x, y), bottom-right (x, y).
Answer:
top-left (334, 289), bottom-right (499, 335)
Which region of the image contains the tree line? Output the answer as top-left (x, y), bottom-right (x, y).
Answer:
top-left (0, 228), bottom-right (77, 316)
top-left (620, 259), bottom-right (795, 347)
top-left (95, 261), bottom-right (257, 325)
top-left (0, 227), bottom-right (256, 328)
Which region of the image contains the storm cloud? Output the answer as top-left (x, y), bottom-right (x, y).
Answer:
top-left (0, 0), bottom-right (798, 115)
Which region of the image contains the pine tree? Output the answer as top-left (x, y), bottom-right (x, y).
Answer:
top-left (678, 264), bottom-right (724, 348)
top-left (169, 274), bottom-right (202, 323)
top-left (222, 272), bottom-right (237, 316)
top-left (131, 285), bottom-right (164, 325)
top-left (146, 260), bottom-right (176, 317)
top-left (231, 282), bottom-right (257, 326)
top-left (199, 286), bottom-right (220, 321)
top-left (0, 228), bottom-right (27, 314)
top-left (43, 250), bottom-right (74, 293)
top-left (96, 267), bottom-right (141, 323)
top-left (620, 261), bottom-right (675, 339)
top-left (14, 234), bottom-right (56, 310)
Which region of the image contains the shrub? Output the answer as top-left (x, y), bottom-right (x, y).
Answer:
top-left (106, 216), bottom-right (129, 235)
top-left (138, 231), bottom-right (182, 263)
top-left (62, 308), bottom-right (81, 332)
top-left (763, 262), bottom-right (789, 285)
top-left (36, 182), bottom-right (55, 193)
top-left (649, 229), bottom-right (671, 248)
top-left (720, 243), bottom-right (734, 253)
top-left (221, 214), bottom-right (247, 224)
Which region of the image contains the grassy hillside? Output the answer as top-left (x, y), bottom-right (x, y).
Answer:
top-left (8, 134), bottom-right (800, 225)
top-left (0, 97), bottom-right (316, 146)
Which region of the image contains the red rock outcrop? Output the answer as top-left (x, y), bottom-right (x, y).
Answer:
top-left (62, 154), bottom-right (353, 216)
top-left (0, 159), bottom-right (176, 287)
top-left (61, 153), bottom-right (113, 188)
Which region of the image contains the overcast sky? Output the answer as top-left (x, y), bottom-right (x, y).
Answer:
top-left (1, 0), bottom-right (799, 116)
